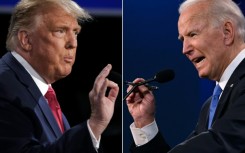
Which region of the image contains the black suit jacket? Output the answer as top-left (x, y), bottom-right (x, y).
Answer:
top-left (131, 58), bottom-right (245, 153)
top-left (0, 52), bottom-right (101, 153)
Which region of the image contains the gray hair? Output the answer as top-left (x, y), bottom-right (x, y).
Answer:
top-left (179, 0), bottom-right (245, 41)
top-left (6, 0), bottom-right (92, 51)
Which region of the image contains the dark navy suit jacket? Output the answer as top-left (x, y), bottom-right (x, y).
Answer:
top-left (0, 52), bottom-right (101, 153)
top-left (130, 58), bottom-right (245, 153)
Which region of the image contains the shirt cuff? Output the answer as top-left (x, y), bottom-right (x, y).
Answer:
top-left (87, 120), bottom-right (101, 151)
top-left (130, 120), bottom-right (158, 146)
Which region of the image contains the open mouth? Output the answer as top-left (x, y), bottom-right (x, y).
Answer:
top-left (193, 56), bottom-right (205, 64)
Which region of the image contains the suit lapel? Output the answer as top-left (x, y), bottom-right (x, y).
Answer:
top-left (2, 52), bottom-right (63, 137)
top-left (213, 82), bottom-right (236, 123)
top-left (212, 59), bottom-right (245, 125)
top-left (62, 113), bottom-right (71, 130)
top-left (196, 96), bottom-right (212, 131)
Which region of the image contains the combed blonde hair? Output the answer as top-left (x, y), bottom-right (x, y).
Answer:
top-left (6, 0), bottom-right (92, 51)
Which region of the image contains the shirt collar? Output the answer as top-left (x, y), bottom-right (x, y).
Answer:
top-left (218, 49), bottom-right (245, 90)
top-left (11, 51), bottom-right (49, 95)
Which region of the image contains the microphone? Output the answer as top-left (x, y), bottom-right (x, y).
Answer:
top-left (123, 69), bottom-right (175, 101)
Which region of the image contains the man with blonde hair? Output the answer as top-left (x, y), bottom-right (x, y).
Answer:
top-left (0, 0), bottom-right (119, 152)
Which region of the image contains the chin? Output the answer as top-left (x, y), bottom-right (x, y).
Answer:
top-left (57, 70), bottom-right (72, 79)
top-left (64, 71), bottom-right (72, 77)
top-left (197, 70), bottom-right (208, 79)
top-left (63, 66), bottom-right (72, 74)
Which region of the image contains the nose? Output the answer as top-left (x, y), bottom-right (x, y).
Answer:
top-left (65, 31), bottom-right (77, 49)
top-left (182, 38), bottom-right (193, 55)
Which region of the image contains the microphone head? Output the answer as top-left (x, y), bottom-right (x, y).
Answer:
top-left (155, 69), bottom-right (175, 83)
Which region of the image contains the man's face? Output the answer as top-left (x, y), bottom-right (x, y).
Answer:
top-left (27, 6), bottom-right (81, 83)
top-left (177, 3), bottom-right (230, 81)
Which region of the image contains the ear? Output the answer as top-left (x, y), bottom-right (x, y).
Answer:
top-left (223, 21), bottom-right (234, 45)
top-left (17, 30), bottom-right (32, 51)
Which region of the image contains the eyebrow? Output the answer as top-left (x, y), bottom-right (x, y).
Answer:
top-left (178, 35), bottom-right (183, 41)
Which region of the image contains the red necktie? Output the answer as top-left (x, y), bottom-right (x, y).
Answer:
top-left (45, 86), bottom-right (64, 133)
